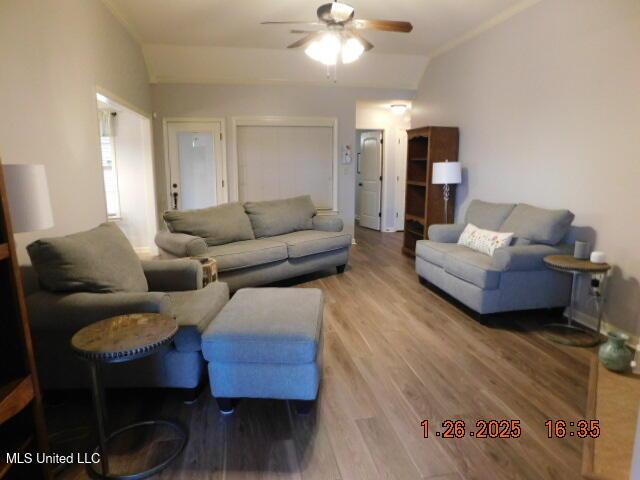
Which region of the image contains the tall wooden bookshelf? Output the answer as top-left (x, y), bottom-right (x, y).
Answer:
top-left (402, 127), bottom-right (459, 256)
top-left (0, 160), bottom-right (50, 479)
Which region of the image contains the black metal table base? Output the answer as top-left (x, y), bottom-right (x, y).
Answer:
top-left (87, 420), bottom-right (187, 480)
top-left (541, 322), bottom-right (602, 348)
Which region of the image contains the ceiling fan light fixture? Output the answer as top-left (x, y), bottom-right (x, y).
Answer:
top-left (305, 32), bottom-right (341, 65)
top-left (341, 37), bottom-right (364, 64)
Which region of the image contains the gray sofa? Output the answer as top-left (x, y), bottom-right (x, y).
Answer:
top-left (25, 223), bottom-right (229, 394)
top-left (416, 200), bottom-right (575, 314)
top-left (155, 195), bottom-right (352, 291)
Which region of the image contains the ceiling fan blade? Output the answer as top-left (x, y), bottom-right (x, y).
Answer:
top-left (287, 32), bottom-right (322, 49)
top-left (290, 29), bottom-right (322, 34)
top-left (353, 19), bottom-right (413, 33)
top-left (261, 21), bottom-right (324, 26)
top-left (349, 31), bottom-right (374, 51)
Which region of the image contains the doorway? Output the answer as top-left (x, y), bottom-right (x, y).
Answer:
top-left (165, 120), bottom-right (226, 210)
top-left (96, 90), bottom-right (157, 256)
top-left (356, 130), bottom-right (383, 230)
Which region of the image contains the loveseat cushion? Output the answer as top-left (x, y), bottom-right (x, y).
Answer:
top-left (415, 241), bottom-right (470, 268)
top-left (205, 239), bottom-right (288, 272)
top-left (499, 204), bottom-right (574, 245)
top-left (444, 248), bottom-right (501, 290)
top-left (27, 223), bottom-right (148, 293)
top-left (163, 202), bottom-right (255, 247)
top-left (464, 200), bottom-right (516, 231)
top-left (244, 195), bottom-right (316, 238)
top-left (202, 288), bottom-right (323, 364)
top-left (269, 230), bottom-right (352, 258)
top-left (167, 282), bottom-right (229, 352)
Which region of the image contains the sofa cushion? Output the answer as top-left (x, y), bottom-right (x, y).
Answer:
top-left (163, 202), bottom-right (255, 247)
top-left (202, 288), bottom-right (323, 364)
top-left (269, 230), bottom-right (352, 258)
top-left (244, 195), bottom-right (316, 238)
top-left (415, 241), bottom-right (470, 268)
top-left (206, 239), bottom-right (288, 272)
top-left (458, 223), bottom-right (514, 256)
top-left (167, 282), bottom-right (229, 352)
top-left (444, 248), bottom-right (501, 289)
top-left (464, 200), bottom-right (516, 231)
top-left (500, 204), bottom-right (574, 245)
top-left (27, 223), bottom-right (148, 293)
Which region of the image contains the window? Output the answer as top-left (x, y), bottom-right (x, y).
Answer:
top-left (100, 134), bottom-right (121, 218)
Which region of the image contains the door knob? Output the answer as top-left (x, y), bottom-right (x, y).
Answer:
top-left (358, 182), bottom-right (363, 186)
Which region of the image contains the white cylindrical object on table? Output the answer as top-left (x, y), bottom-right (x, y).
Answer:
top-left (590, 251), bottom-right (607, 264)
top-left (3, 164), bottom-right (54, 233)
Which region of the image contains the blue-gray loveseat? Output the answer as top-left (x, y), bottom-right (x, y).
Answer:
top-left (416, 200), bottom-right (575, 314)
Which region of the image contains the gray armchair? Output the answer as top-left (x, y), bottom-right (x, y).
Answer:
top-left (27, 258), bottom-right (229, 394)
top-left (416, 201), bottom-right (575, 314)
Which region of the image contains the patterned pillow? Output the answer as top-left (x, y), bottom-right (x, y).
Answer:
top-left (458, 223), bottom-right (514, 256)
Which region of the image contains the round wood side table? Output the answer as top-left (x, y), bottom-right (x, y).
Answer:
top-left (543, 255), bottom-right (611, 348)
top-left (71, 313), bottom-right (187, 479)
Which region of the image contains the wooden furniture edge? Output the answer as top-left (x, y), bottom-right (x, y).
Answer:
top-left (582, 355), bottom-right (601, 479)
top-left (0, 375), bottom-right (34, 425)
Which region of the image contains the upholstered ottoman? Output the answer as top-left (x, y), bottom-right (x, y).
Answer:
top-left (201, 287), bottom-right (324, 414)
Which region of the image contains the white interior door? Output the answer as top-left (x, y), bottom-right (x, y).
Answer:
top-left (358, 131), bottom-right (383, 230)
top-left (167, 121), bottom-right (225, 210)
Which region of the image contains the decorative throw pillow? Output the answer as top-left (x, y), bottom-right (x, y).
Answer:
top-left (244, 195), bottom-right (317, 238)
top-left (163, 202), bottom-right (255, 246)
top-left (27, 223), bottom-right (148, 293)
top-left (458, 223), bottom-right (514, 256)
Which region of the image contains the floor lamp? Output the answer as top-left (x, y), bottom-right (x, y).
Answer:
top-left (432, 161), bottom-right (461, 224)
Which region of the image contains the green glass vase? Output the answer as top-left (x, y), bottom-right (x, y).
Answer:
top-left (598, 332), bottom-right (632, 372)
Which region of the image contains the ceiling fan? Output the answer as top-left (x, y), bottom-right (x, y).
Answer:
top-left (262, 1), bottom-right (413, 66)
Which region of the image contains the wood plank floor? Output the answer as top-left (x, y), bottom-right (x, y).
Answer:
top-left (51, 226), bottom-right (594, 480)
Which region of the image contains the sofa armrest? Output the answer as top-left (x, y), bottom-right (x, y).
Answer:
top-left (141, 259), bottom-right (203, 292)
top-left (312, 215), bottom-right (344, 232)
top-left (26, 290), bottom-right (171, 333)
top-left (155, 231), bottom-right (207, 257)
top-left (492, 244), bottom-right (573, 271)
top-left (427, 224), bottom-right (466, 243)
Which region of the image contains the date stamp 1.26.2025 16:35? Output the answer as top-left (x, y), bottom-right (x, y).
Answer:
top-left (420, 419), bottom-right (601, 439)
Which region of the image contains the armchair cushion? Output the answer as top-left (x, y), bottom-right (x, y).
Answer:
top-left (312, 215), bottom-right (344, 232)
top-left (499, 204), bottom-right (574, 245)
top-left (163, 202), bottom-right (255, 247)
top-left (141, 259), bottom-right (203, 292)
top-left (167, 282), bottom-right (229, 352)
top-left (443, 248), bottom-right (501, 289)
top-left (415, 241), bottom-right (469, 268)
top-left (244, 195), bottom-right (316, 238)
top-left (27, 223), bottom-right (148, 293)
top-left (155, 231), bottom-right (207, 257)
top-left (26, 290), bottom-right (170, 333)
top-left (464, 200), bottom-right (516, 230)
top-left (427, 224), bottom-right (466, 243)
top-left (492, 244), bottom-right (573, 272)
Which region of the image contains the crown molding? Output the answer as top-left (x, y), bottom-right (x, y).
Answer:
top-left (427, 0), bottom-right (543, 61)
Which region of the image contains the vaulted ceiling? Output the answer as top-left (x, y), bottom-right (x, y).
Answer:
top-left (104, 0), bottom-right (538, 89)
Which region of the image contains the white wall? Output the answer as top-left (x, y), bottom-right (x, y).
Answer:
top-left (412, 0), bottom-right (640, 335)
top-left (0, 0), bottom-right (151, 267)
top-left (356, 102), bottom-right (411, 232)
top-left (151, 83), bottom-right (414, 236)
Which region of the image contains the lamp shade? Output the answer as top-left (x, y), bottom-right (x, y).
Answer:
top-left (432, 161), bottom-right (462, 185)
top-left (4, 164), bottom-right (54, 233)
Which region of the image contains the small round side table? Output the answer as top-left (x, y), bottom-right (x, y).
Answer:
top-left (71, 313), bottom-right (187, 479)
top-left (543, 255), bottom-right (611, 348)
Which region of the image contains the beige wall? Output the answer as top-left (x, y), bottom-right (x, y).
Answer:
top-left (412, 0), bottom-right (640, 335)
top-left (151, 83), bottom-right (414, 236)
top-left (0, 0), bottom-right (151, 266)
